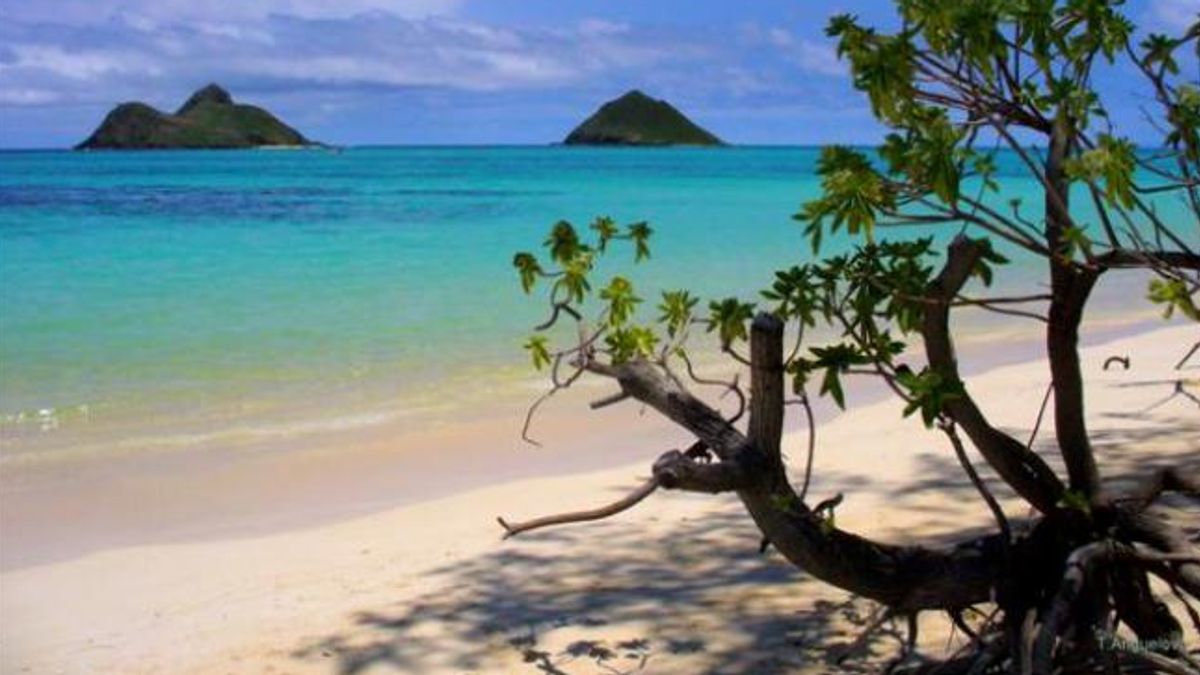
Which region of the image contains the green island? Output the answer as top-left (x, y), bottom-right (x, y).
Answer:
top-left (563, 89), bottom-right (723, 146)
top-left (76, 84), bottom-right (312, 150)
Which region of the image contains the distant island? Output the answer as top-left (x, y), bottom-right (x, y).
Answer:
top-left (76, 84), bottom-right (313, 150)
top-left (564, 90), bottom-right (723, 146)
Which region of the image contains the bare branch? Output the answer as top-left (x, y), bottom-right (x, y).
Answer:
top-left (498, 477), bottom-right (660, 539)
top-left (534, 301), bottom-right (582, 331)
top-left (791, 391), bottom-right (818, 504)
top-left (940, 419), bottom-right (1011, 543)
top-left (676, 349), bottom-right (747, 425)
top-left (498, 448), bottom-right (752, 539)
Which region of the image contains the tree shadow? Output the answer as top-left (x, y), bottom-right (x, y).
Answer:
top-left (289, 493), bottom-right (953, 674)
top-left (290, 383), bottom-right (1197, 673)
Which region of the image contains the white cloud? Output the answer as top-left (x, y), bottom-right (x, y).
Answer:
top-left (0, 5), bottom-right (837, 115)
top-left (0, 0), bottom-right (464, 23)
top-left (1, 45), bottom-right (161, 80)
top-left (748, 27), bottom-right (845, 78)
top-left (795, 40), bottom-right (845, 77)
top-left (1145, 0), bottom-right (1200, 32)
top-left (766, 28), bottom-right (794, 48)
top-left (577, 19), bottom-right (630, 37)
top-left (0, 88), bottom-right (60, 105)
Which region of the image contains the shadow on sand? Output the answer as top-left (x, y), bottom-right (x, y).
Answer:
top-left (292, 393), bottom-right (1197, 673)
top-left (289, 494), bottom-right (931, 674)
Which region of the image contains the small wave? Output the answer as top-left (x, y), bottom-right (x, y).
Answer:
top-left (0, 403), bottom-right (457, 468)
top-left (1, 403), bottom-right (92, 432)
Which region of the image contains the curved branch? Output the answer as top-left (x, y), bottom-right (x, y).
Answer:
top-left (534, 301), bottom-right (582, 331)
top-left (792, 392), bottom-right (817, 504)
top-left (922, 235), bottom-right (1066, 513)
top-left (498, 477), bottom-right (659, 539)
top-left (677, 349), bottom-right (747, 425)
top-left (498, 449), bottom-right (756, 539)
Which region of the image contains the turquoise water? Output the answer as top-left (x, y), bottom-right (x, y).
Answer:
top-left (0, 147), bottom-right (1187, 461)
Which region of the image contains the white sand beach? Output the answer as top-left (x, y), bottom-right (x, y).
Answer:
top-left (2, 324), bottom-right (1197, 674)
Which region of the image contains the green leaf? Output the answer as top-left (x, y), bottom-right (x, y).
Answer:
top-left (821, 368), bottom-right (846, 409)
top-left (896, 367), bottom-right (964, 428)
top-left (1147, 278), bottom-right (1200, 321)
top-left (512, 252), bottom-right (543, 294)
top-left (544, 220), bottom-right (586, 264)
top-left (706, 298), bottom-right (756, 348)
top-left (555, 255), bottom-right (594, 304)
top-left (599, 276), bottom-right (642, 327)
top-left (628, 222), bottom-right (653, 261)
top-left (524, 335), bottom-right (552, 371)
top-left (658, 290), bottom-right (699, 338)
top-left (590, 216), bottom-right (618, 252)
top-left (1058, 489), bottom-right (1091, 516)
top-left (605, 326), bottom-right (660, 364)
top-left (1063, 134), bottom-right (1136, 209)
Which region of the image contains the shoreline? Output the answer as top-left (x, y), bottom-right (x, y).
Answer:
top-left (0, 311), bottom-right (1177, 571)
top-left (1, 321), bottom-right (1195, 674)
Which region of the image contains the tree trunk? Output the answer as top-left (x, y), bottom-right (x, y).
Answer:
top-left (1044, 114), bottom-right (1101, 497)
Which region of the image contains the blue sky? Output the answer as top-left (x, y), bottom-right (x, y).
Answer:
top-left (0, 0), bottom-right (1196, 148)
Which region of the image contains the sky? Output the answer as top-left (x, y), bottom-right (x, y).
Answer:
top-left (0, 0), bottom-right (1196, 148)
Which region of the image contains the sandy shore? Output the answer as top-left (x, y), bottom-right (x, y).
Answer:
top-left (2, 323), bottom-right (1197, 673)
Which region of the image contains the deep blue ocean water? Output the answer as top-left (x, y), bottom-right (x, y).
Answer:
top-left (0, 146), bottom-right (1187, 461)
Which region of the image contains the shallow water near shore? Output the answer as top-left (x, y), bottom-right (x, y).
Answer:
top-left (0, 146), bottom-right (1187, 466)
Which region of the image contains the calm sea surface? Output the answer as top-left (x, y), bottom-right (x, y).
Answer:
top-left (0, 146), bottom-right (1187, 462)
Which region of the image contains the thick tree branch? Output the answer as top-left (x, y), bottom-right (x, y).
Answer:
top-left (922, 236), bottom-right (1066, 513)
top-left (651, 449), bottom-right (752, 493)
top-left (748, 313), bottom-right (787, 482)
top-left (574, 317), bottom-right (1011, 612)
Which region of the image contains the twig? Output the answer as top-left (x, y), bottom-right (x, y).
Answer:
top-left (1026, 384), bottom-right (1053, 450)
top-left (677, 349), bottom-right (747, 424)
top-left (796, 391), bottom-right (818, 504)
top-left (1103, 355), bottom-right (1130, 371)
top-left (941, 420), bottom-right (1011, 544)
top-left (1140, 380), bottom-right (1200, 413)
top-left (498, 478), bottom-right (660, 539)
top-left (1178, 342), bottom-right (1200, 370)
top-left (535, 302), bottom-right (582, 331)
top-left (521, 387), bottom-right (558, 447)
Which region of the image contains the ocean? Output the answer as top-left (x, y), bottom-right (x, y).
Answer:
top-left (0, 146), bottom-right (1186, 464)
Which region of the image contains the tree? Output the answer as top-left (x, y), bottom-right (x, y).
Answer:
top-left (502, 2), bottom-right (1200, 672)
